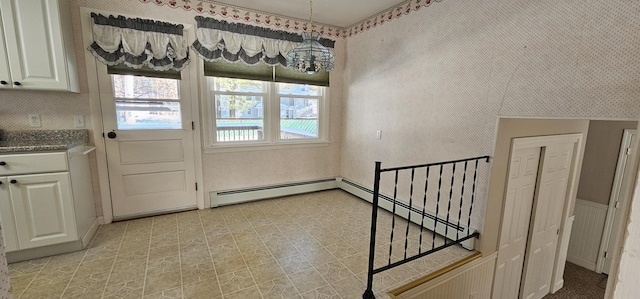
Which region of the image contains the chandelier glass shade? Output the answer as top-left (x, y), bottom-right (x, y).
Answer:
top-left (286, 0), bottom-right (335, 74)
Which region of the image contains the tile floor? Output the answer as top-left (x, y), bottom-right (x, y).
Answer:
top-left (8, 190), bottom-right (476, 299)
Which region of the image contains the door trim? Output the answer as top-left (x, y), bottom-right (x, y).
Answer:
top-left (79, 7), bottom-right (205, 223)
top-left (596, 129), bottom-right (636, 273)
top-left (494, 133), bottom-right (583, 297)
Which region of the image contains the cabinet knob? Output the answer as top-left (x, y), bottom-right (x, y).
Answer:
top-left (0, 80), bottom-right (7, 85)
top-left (10, 180), bottom-right (17, 184)
top-left (13, 82), bottom-right (21, 86)
top-left (0, 161), bottom-right (5, 166)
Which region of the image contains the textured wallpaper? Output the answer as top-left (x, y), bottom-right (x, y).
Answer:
top-left (0, 226), bottom-right (11, 299)
top-left (341, 0), bottom-right (640, 231)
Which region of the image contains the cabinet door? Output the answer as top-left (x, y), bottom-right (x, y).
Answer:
top-left (0, 5), bottom-right (11, 88)
top-left (0, 0), bottom-right (71, 90)
top-left (0, 177), bottom-right (18, 252)
top-left (9, 172), bottom-right (78, 249)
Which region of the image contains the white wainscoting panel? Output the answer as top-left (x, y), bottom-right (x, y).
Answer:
top-left (566, 198), bottom-right (608, 271)
top-left (396, 253), bottom-right (496, 299)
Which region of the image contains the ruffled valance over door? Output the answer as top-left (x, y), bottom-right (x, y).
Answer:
top-left (192, 16), bottom-right (335, 67)
top-left (88, 13), bottom-right (190, 71)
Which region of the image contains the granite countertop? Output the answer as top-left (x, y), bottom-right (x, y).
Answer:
top-left (0, 130), bottom-right (89, 153)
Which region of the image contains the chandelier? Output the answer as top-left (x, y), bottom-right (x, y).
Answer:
top-left (286, 0), bottom-right (335, 74)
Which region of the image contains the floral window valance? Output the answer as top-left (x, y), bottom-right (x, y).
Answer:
top-left (87, 13), bottom-right (190, 71)
top-left (192, 16), bottom-right (335, 67)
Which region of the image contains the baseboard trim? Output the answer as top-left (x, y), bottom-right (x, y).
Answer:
top-left (82, 217), bottom-right (100, 247)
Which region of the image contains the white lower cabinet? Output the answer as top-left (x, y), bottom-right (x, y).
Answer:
top-left (0, 148), bottom-right (97, 260)
top-left (8, 173), bottom-right (78, 249)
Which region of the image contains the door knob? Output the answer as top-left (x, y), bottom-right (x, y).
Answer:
top-left (107, 131), bottom-right (117, 139)
top-left (13, 82), bottom-right (21, 86)
top-left (0, 81), bottom-right (7, 85)
top-left (0, 181), bottom-right (3, 185)
top-left (10, 180), bottom-right (17, 184)
top-left (0, 161), bottom-right (5, 166)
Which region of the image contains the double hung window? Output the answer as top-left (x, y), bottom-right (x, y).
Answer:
top-left (205, 77), bottom-right (328, 150)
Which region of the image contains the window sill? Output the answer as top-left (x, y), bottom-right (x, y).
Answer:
top-left (203, 140), bottom-right (330, 154)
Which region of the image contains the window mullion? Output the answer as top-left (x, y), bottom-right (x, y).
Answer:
top-left (269, 82), bottom-right (279, 142)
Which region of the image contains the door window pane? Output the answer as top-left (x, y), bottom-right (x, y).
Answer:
top-left (112, 75), bottom-right (179, 99)
top-left (215, 95), bottom-right (264, 142)
top-left (280, 98), bottom-right (318, 139)
top-left (116, 100), bottom-right (182, 130)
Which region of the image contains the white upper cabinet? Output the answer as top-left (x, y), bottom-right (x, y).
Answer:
top-left (0, 0), bottom-right (79, 92)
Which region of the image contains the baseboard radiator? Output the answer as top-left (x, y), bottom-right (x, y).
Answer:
top-left (210, 178), bottom-right (338, 207)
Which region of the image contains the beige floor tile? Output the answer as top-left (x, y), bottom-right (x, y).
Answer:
top-left (217, 268), bottom-right (256, 295)
top-left (338, 254), bottom-right (368, 275)
top-left (19, 279), bottom-right (68, 298)
top-left (103, 279), bottom-right (144, 299)
top-left (301, 247), bottom-right (337, 265)
top-left (257, 277), bottom-right (301, 299)
top-left (300, 284), bottom-right (341, 299)
top-left (315, 261), bottom-right (355, 284)
top-left (183, 278), bottom-right (222, 299)
top-left (8, 273), bottom-right (36, 296)
top-left (277, 254), bottom-right (313, 276)
top-left (209, 243), bottom-right (242, 260)
top-left (108, 261), bottom-right (147, 286)
top-left (118, 239), bottom-right (151, 254)
top-left (143, 269), bottom-right (182, 296)
top-left (8, 257), bottom-right (49, 278)
top-left (62, 271), bottom-right (109, 298)
top-left (288, 268), bottom-right (328, 294)
top-left (84, 243), bottom-right (121, 262)
top-left (213, 254), bottom-right (248, 275)
top-left (146, 255), bottom-right (180, 277)
top-left (143, 286), bottom-right (183, 299)
top-left (180, 249), bottom-right (212, 267)
top-left (243, 248), bottom-right (276, 267)
top-left (73, 256), bottom-right (116, 278)
top-left (6, 190), bottom-right (477, 299)
top-left (224, 286), bottom-right (262, 299)
top-left (249, 260), bottom-right (287, 284)
top-left (331, 274), bottom-right (367, 299)
top-left (267, 242), bottom-right (302, 260)
top-left (181, 262), bottom-right (217, 285)
top-left (148, 243), bottom-right (179, 261)
top-left (324, 242), bottom-right (360, 260)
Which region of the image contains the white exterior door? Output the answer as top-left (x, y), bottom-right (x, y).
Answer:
top-left (97, 63), bottom-right (197, 220)
top-left (493, 146), bottom-right (541, 299)
top-left (520, 141), bottom-right (576, 299)
top-left (9, 173), bottom-right (78, 249)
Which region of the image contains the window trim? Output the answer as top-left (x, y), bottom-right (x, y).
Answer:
top-left (203, 77), bottom-right (330, 153)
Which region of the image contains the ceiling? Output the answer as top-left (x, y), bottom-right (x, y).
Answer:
top-left (212, 0), bottom-right (409, 28)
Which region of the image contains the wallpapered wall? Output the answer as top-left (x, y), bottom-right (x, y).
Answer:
top-left (341, 0), bottom-right (640, 231)
top-left (0, 0), bottom-right (344, 216)
top-left (577, 121), bottom-right (638, 205)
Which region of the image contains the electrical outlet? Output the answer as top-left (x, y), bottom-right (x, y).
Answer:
top-left (74, 115), bottom-right (85, 128)
top-left (28, 114), bottom-right (41, 127)
top-left (376, 130), bottom-right (382, 140)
